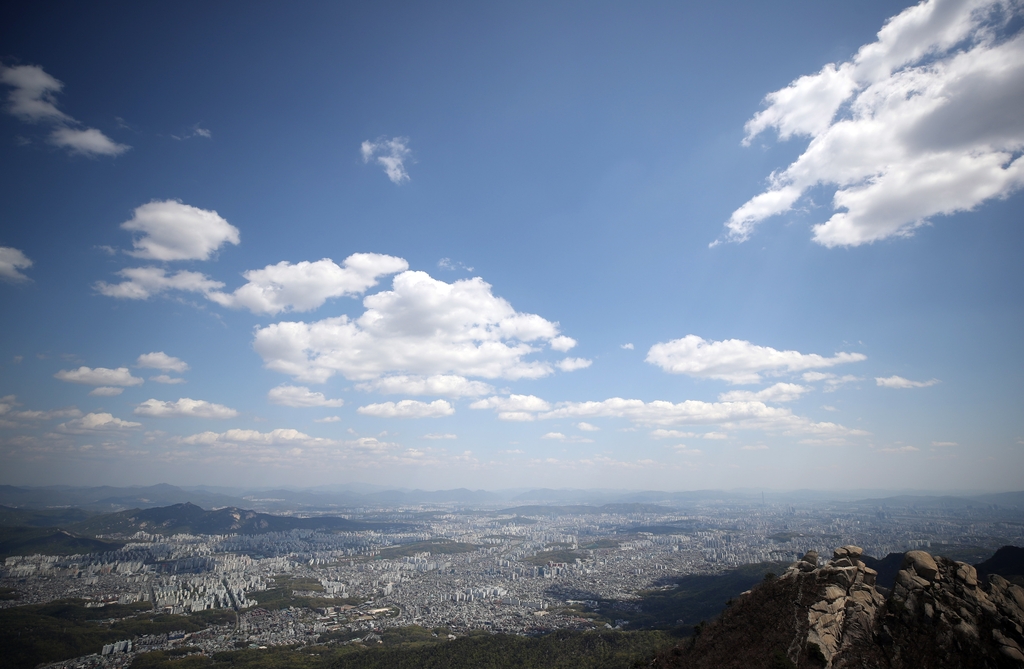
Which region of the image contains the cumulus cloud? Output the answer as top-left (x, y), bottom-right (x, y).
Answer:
top-left (718, 382), bottom-right (811, 403)
top-left (876, 375), bottom-right (940, 388)
top-left (182, 428), bottom-right (329, 447)
top-left (723, 0), bottom-right (1024, 247)
top-left (58, 412), bottom-right (141, 432)
top-left (361, 136), bottom-right (412, 183)
top-left (150, 375), bottom-right (186, 384)
top-left (646, 335), bottom-right (865, 384)
top-left (121, 200), bottom-right (240, 261)
top-left (550, 336), bottom-right (577, 352)
top-left (0, 64), bottom-right (128, 156)
top-left (621, 343), bottom-right (635, 350)
top-left (95, 267), bottom-right (225, 300)
top-left (98, 253), bottom-right (408, 313)
top-left (315, 416), bottom-right (341, 423)
top-left (556, 357), bottom-right (592, 372)
top-left (136, 352), bottom-right (189, 373)
top-left (207, 254), bottom-right (408, 314)
top-left (355, 374), bottom-right (493, 397)
top-left (356, 399), bottom-right (454, 418)
top-left (253, 270), bottom-right (574, 383)
top-left (267, 385), bottom-right (345, 408)
top-left (89, 387), bottom-right (123, 397)
top-left (134, 398), bottom-right (239, 418)
top-left (0, 246), bottom-right (33, 282)
top-left (423, 433), bottom-right (457, 439)
top-left (54, 366), bottom-right (143, 386)
top-left (577, 422), bottom-right (600, 431)
top-left (470, 395), bottom-right (552, 422)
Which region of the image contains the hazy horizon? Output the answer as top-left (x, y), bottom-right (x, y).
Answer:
top-left (2, 0), bottom-right (1023, 493)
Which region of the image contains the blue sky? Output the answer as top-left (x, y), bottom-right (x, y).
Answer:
top-left (1, 0), bottom-right (1022, 491)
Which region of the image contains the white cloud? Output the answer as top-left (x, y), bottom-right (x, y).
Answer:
top-left (423, 433), bottom-right (457, 440)
top-left (673, 444), bottom-right (703, 455)
top-left (646, 335), bottom-right (866, 384)
top-left (95, 267), bottom-right (225, 300)
top-left (724, 0), bottom-right (1024, 247)
top-left (315, 416), bottom-right (341, 423)
top-left (876, 375), bottom-right (940, 388)
top-left (0, 64), bottom-right (71, 123)
top-left (357, 399), bottom-right (454, 419)
top-left (89, 387), bottom-right (123, 397)
top-left (182, 427), bottom-right (331, 447)
top-left (0, 246), bottom-right (32, 282)
top-left (541, 432), bottom-right (593, 443)
top-left (356, 374), bottom-right (493, 397)
top-left (650, 429), bottom-right (697, 439)
top-left (54, 366), bottom-right (144, 386)
top-left (121, 200), bottom-right (240, 261)
top-left (878, 445), bottom-right (921, 453)
top-left (134, 398), bottom-right (239, 418)
top-left (718, 382), bottom-right (811, 403)
top-left (470, 395), bottom-right (551, 422)
top-left (0, 64), bottom-right (128, 157)
top-left (362, 136), bottom-right (412, 183)
top-left (253, 270), bottom-right (573, 383)
top-left (741, 444), bottom-right (769, 451)
top-left (556, 357), bottom-right (592, 372)
top-left (621, 343), bottom-right (634, 350)
top-left (150, 375), bottom-right (186, 384)
top-left (932, 440), bottom-right (958, 446)
top-left (0, 397), bottom-right (81, 423)
top-left (550, 336), bottom-right (577, 352)
top-left (479, 394), bottom-right (855, 438)
top-left (207, 254), bottom-right (408, 314)
top-left (576, 422), bottom-right (600, 432)
top-left (136, 352), bottom-right (189, 373)
top-left (49, 127), bottom-right (129, 156)
top-left (59, 412), bottom-right (141, 432)
top-left (267, 385), bottom-right (345, 408)
top-left (802, 371), bottom-right (862, 391)
top-left (822, 405), bottom-right (838, 411)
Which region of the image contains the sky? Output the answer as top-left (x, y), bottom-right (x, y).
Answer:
top-left (1, 0), bottom-right (1022, 492)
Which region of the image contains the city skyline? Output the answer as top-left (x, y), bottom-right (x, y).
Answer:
top-left (1, 0), bottom-right (1023, 491)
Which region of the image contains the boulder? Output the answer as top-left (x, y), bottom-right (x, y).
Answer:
top-left (904, 550), bottom-right (939, 581)
top-left (802, 550), bottom-right (819, 565)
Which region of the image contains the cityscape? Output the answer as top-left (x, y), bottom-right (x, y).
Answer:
top-left (4, 490), bottom-right (1022, 668)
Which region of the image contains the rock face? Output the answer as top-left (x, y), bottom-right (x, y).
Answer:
top-left (652, 545), bottom-right (1024, 669)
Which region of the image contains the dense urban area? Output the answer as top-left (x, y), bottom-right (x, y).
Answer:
top-left (2, 488), bottom-right (1023, 669)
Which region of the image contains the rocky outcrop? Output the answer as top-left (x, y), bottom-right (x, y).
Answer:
top-left (652, 545), bottom-right (1024, 669)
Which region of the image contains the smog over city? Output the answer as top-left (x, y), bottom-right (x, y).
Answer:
top-left (1, 1), bottom-right (1023, 668)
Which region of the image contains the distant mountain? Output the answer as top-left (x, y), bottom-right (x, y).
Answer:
top-left (0, 527), bottom-right (123, 558)
top-left (67, 502), bottom-right (387, 537)
top-left (976, 546), bottom-right (1024, 586)
top-left (0, 484), bottom-right (250, 512)
top-left (0, 505), bottom-right (95, 527)
top-left (499, 503), bottom-right (671, 516)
